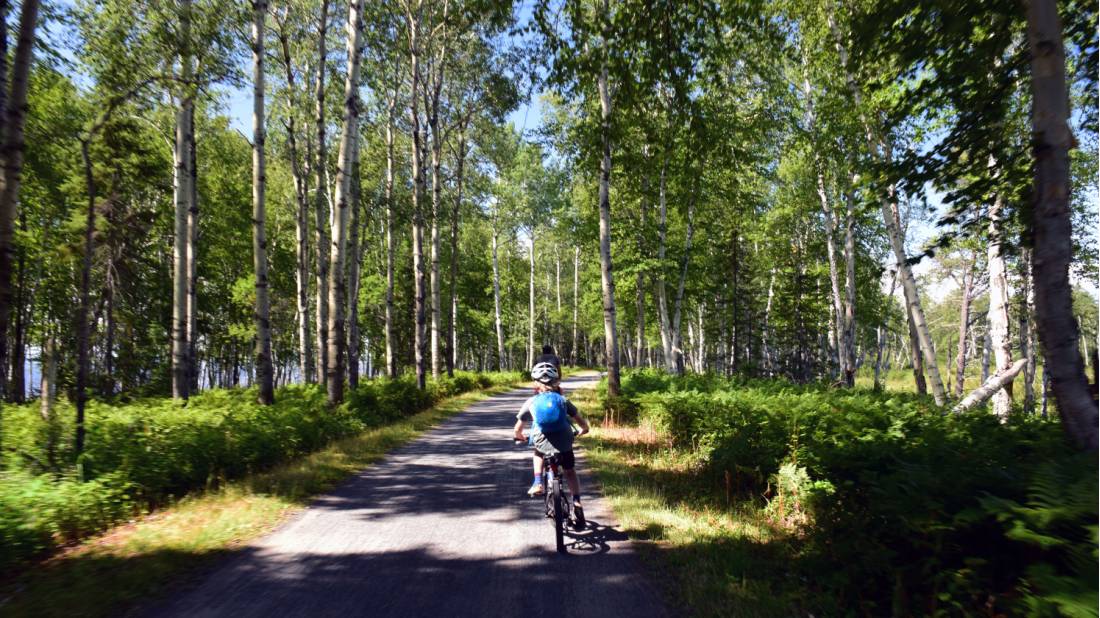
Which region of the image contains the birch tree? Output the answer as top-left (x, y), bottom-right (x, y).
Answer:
top-left (171, 0), bottom-right (195, 400)
top-left (313, 0), bottom-right (330, 385)
top-left (325, 0), bottom-right (365, 405)
top-left (251, 0), bottom-right (274, 405)
top-left (1025, 0), bottom-right (1097, 449)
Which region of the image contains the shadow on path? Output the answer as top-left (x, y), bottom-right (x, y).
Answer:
top-left (139, 375), bottom-right (670, 618)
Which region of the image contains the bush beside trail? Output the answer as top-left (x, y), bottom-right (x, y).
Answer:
top-left (0, 370), bottom-right (524, 571)
top-left (600, 369), bottom-right (1097, 616)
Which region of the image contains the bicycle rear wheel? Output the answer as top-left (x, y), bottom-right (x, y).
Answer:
top-left (552, 477), bottom-right (566, 553)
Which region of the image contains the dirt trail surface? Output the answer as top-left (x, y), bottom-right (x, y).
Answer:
top-left (144, 374), bottom-right (670, 618)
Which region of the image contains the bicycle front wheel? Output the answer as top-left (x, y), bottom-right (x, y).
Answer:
top-left (552, 477), bottom-right (566, 553)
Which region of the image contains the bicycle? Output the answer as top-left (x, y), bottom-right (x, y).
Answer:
top-left (516, 427), bottom-right (581, 554)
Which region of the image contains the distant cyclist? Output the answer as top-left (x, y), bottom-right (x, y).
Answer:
top-left (513, 362), bottom-right (590, 528)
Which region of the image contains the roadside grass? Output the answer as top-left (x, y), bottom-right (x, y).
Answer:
top-left (573, 387), bottom-right (805, 618)
top-left (0, 385), bottom-right (515, 618)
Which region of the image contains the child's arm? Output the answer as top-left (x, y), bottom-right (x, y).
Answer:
top-left (514, 398), bottom-right (534, 441)
top-left (565, 399), bottom-right (590, 435)
top-left (574, 412), bottom-right (590, 435)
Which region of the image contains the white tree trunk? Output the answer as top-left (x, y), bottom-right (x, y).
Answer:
top-left (39, 331), bottom-right (56, 421)
top-left (830, 9), bottom-right (945, 404)
top-left (1026, 0), bottom-right (1097, 450)
top-left (406, 2), bottom-right (427, 388)
top-left (276, 21), bottom-right (312, 384)
top-left (762, 267), bottom-right (776, 373)
top-left (492, 228), bottom-right (505, 370)
top-left (954, 359), bottom-right (1027, 414)
top-left (187, 104), bottom-right (199, 393)
top-left (384, 77), bottom-right (397, 378)
top-left (987, 190), bottom-right (1014, 418)
top-left (842, 185), bottom-right (858, 386)
top-left (528, 229), bottom-right (535, 368)
top-left (653, 158), bottom-right (672, 370)
top-left (596, 2), bottom-right (620, 395)
top-left (325, 0), bottom-right (365, 404)
top-left (313, 0), bottom-right (330, 385)
top-left (171, 0), bottom-right (193, 400)
top-left (429, 124), bottom-right (442, 379)
top-left (572, 245), bottom-right (579, 365)
top-left (669, 183), bottom-right (698, 376)
top-left (1018, 247), bottom-right (1037, 412)
top-left (251, 0), bottom-right (274, 404)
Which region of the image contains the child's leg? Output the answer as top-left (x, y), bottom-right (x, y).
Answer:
top-left (532, 454), bottom-right (544, 478)
top-left (564, 469), bottom-right (581, 501)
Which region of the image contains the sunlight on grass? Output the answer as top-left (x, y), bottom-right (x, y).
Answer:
top-left (572, 387), bottom-right (803, 618)
top-left (0, 386), bottom-right (513, 618)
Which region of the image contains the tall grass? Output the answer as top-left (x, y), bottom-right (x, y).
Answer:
top-left (587, 369), bottom-right (1097, 616)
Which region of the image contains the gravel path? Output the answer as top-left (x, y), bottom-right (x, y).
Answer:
top-left (145, 374), bottom-right (670, 618)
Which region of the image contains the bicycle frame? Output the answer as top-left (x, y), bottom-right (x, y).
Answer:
top-left (542, 453), bottom-right (573, 553)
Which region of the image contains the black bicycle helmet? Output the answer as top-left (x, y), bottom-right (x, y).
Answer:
top-left (530, 362), bottom-right (559, 384)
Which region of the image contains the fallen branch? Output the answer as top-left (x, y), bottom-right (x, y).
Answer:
top-left (953, 358), bottom-right (1028, 413)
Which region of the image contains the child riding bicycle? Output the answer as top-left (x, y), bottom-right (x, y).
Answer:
top-left (512, 361), bottom-right (590, 528)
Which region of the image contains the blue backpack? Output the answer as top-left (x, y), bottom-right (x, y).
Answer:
top-left (532, 392), bottom-right (570, 433)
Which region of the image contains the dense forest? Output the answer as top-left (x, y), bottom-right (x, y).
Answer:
top-left (0, 0), bottom-right (1096, 613)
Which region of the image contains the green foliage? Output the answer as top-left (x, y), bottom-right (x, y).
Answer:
top-left (0, 371), bottom-right (519, 572)
top-left (606, 369), bottom-right (1097, 615)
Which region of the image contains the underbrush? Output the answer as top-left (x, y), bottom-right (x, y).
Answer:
top-left (593, 369), bottom-right (1097, 616)
top-left (0, 370), bottom-right (524, 572)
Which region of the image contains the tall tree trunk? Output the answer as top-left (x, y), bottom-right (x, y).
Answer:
top-left (1025, 0), bottom-right (1096, 449)
top-left (428, 108), bottom-right (442, 380)
top-left (1019, 247), bottom-right (1037, 412)
top-left (325, 0), bottom-right (365, 405)
top-left (75, 139), bottom-right (97, 455)
top-left (842, 185), bottom-right (857, 387)
top-left (669, 176), bottom-right (699, 376)
top-left (830, 10), bottom-right (945, 404)
top-left (818, 172), bottom-right (846, 379)
top-left (492, 226), bottom-right (504, 370)
top-left (384, 79), bottom-right (397, 378)
top-left (572, 245), bottom-right (579, 365)
top-left (0, 0), bottom-right (39, 404)
top-left (251, 0), bottom-right (274, 405)
top-left (527, 229), bottom-right (535, 368)
top-left (171, 0), bottom-right (194, 401)
top-left (187, 104), bottom-right (199, 393)
top-left (39, 329), bottom-right (56, 420)
top-left (347, 129), bottom-right (362, 389)
top-left (653, 158), bottom-right (672, 370)
top-left (635, 158), bottom-right (649, 368)
top-left (596, 7), bottom-right (620, 397)
top-left (277, 20), bottom-right (313, 384)
top-left (425, 2), bottom-right (449, 380)
top-left (407, 3), bottom-right (427, 389)
top-left (761, 267), bottom-right (776, 374)
top-left (954, 261), bottom-right (974, 398)
top-left (9, 214), bottom-right (25, 402)
top-left (102, 260), bottom-right (113, 396)
top-left (987, 194), bottom-right (1014, 418)
top-left (907, 304), bottom-right (928, 395)
top-left (0, 0), bottom-right (9, 150)
top-left (446, 122), bottom-right (467, 377)
top-left (730, 231), bottom-right (740, 373)
top-left (889, 187), bottom-right (944, 402)
top-left (313, 0), bottom-right (330, 386)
